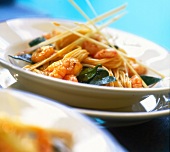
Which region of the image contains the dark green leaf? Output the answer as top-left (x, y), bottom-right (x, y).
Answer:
top-left (114, 45), bottom-right (119, 49)
top-left (77, 64), bottom-right (102, 82)
top-left (78, 65), bottom-right (116, 85)
top-left (89, 68), bottom-right (116, 85)
top-left (8, 54), bottom-right (33, 63)
top-left (29, 37), bottom-right (46, 47)
top-left (140, 75), bottom-right (161, 86)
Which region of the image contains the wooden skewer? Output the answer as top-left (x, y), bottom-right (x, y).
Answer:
top-left (69, 0), bottom-right (127, 25)
top-left (89, 4), bottom-right (127, 24)
top-left (53, 10), bottom-right (126, 49)
top-left (98, 12), bottom-right (127, 29)
top-left (85, 0), bottom-right (98, 17)
top-left (69, 0), bottom-right (100, 35)
top-left (52, 12), bottom-right (126, 49)
top-left (22, 3), bottom-right (127, 54)
top-left (69, 0), bottom-right (126, 48)
top-left (68, 0), bottom-right (91, 21)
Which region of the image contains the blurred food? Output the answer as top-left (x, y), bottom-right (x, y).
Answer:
top-left (0, 114), bottom-right (72, 152)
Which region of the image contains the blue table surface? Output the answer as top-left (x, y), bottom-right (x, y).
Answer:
top-left (0, 1), bottom-right (170, 152)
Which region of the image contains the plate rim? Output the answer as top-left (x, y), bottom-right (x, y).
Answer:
top-left (73, 107), bottom-right (170, 120)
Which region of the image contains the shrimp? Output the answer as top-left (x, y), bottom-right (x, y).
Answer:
top-left (31, 46), bottom-right (55, 63)
top-left (81, 40), bottom-right (102, 57)
top-left (93, 48), bottom-right (118, 59)
top-left (81, 33), bottom-right (107, 56)
top-left (44, 58), bottom-right (82, 80)
top-left (36, 129), bottom-right (53, 152)
top-left (130, 75), bottom-right (143, 88)
top-left (63, 75), bottom-right (78, 82)
top-left (43, 29), bottom-right (61, 39)
top-left (128, 58), bottom-right (147, 77)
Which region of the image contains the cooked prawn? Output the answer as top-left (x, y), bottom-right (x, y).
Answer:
top-left (36, 129), bottom-right (53, 152)
top-left (93, 48), bottom-right (118, 59)
top-left (82, 40), bottom-right (102, 56)
top-left (31, 46), bottom-right (55, 63)
top-left (63, 75), bottom-right (78, 82)
top-left (44, 57), bottom-right (82, 80)
top-left (91, 33), bottom-right (108, 43)
top-left (128, 58), bottom-right (147, 77)
top-left (130, 75), bottom-right (143, 88)
top-left (43, 30), bottom-right (61, 39)
top-left (81, 33), bottom-right (107, 56)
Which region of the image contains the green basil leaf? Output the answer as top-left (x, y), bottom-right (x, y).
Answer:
top-left (140, 75), bottom-right (161, 86)
top-left (89, 68), bottom-right (116, 85)
top-left (78, 65), bottom-right (116, 85)
top-left (29, 36), bottom-right (46, 47)
top-left (8, 54), bottom-right (33, 63)
top-left (77, 64), bottom-right (102, 82)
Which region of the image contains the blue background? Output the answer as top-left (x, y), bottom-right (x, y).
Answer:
top-left (1, 0), bottom-right (170, 50)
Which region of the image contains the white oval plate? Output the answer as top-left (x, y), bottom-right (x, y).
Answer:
top-left (0, 18), bottom-right (170, 110)
top-left (74, 94), bottom-right (170, 127)
top-left (0, 88), bottom-right (126, 152)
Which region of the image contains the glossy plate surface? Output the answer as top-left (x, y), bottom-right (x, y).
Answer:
top-left (0, 89), bottom-right (126, 152)
top-left (74, 94), bottom-right (170, 127)
top-left (0, 18), bottom-right (170, 110)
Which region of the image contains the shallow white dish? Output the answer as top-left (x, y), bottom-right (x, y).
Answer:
top-left (0, 18), bottom-right (170, 110)
top-left (74, 94), bottom-right (170, 127)
top-left (0, 88), bottom-right (126, 152)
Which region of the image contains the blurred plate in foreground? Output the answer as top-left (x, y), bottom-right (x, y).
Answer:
top-left (0, 89), bottom-right (126, 152)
